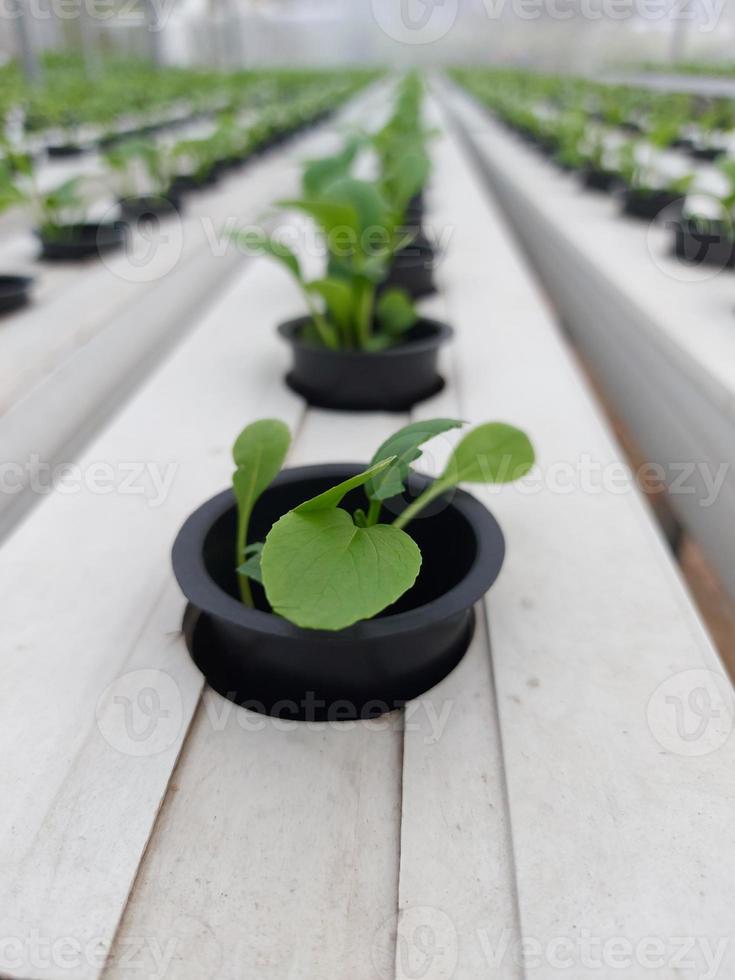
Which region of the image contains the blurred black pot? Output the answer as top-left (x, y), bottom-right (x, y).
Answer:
top-left (581, 167), bottom-right (620, 193)
top-left (672, 217), bottom-right (735, 269)
top-left (278, 316), bottom-right (452, 412)
top-left (621, 188), bottom-right (684, 221)
top-left (0, 275), bottom-right (33, 314)
top-left (383, 235), bottom-right (437, 300)
top-left (38, 222), bottom-right (127, 261)
top-left (119, 192), bottom-right (183, 222)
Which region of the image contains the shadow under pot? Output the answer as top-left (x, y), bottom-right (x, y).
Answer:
top-left (670, 137), bottom-right (696, 152)
top-left (278, 316), bottom-right (452, 412)
top-left (46, 143), bottom-right (87, 158)
top-left (169, 170), bottom-right (219, 195)
top-left (172, 465), bottom-right (506, 721)
top-left (0, 275), bottom-right (33, 314)
top-left (37, 222), bottom-right (128, 261)
top-left (673, 217), bottom-right (735, 269)
top-left (621, 188), bottom-right (684, 222)
top-left (119, 192), bottom-right (183, 223)
top-left (382, 235), bottom-right (437, 300)
top-left (581, 167), bottom-right (620, 193)
top-left (689, 145), bottom-right (725, 162)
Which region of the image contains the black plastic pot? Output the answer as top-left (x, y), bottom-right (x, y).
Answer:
top-left (172, 464), bottom-right (506, 720)
top-left (621, 188), bottom-right (684, 221)
top-left (98, 132), bottom-right (126, 150)
top-left (383, 237), bottom-right (437, 300)
top-left (46, 143), bottom-right (86, 158)
top-left (581, 167), bottom-right (619, 193)
top-left (169, 170), bottom-right (219, 195)
top-left (278, 317), bottom-right (452, 412)
top-left (119, 193), bottom-right (183, 222)
top-left (38, 222), bottom-right (127, 261)
top-left (217, 153), bottom-right (250, 173)
top-left (672, 217), bottom-right (735, 269)
top-left (535, 136), bottom-right (558, 157)
top-left (689, 145), bottom-right (725, 162)
top-left (0, 275), bottom-right (33, 315)
top-left (404, 192), bottom-right (425, 230)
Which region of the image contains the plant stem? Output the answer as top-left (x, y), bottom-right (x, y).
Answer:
top-left (357, 282), bottom-right (375, 349)
top-left (238, 573), bottom-right (253, 607)
top-left (365, 498), bottom-right (382, 526)
top-left (392, 479), bottom-right (450, 531)
top-left (236, 513), bottom-right (254, 607)
top-left (303, 288), bottom-right (338, 350)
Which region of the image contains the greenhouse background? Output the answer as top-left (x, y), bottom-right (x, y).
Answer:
top-left (2, 0), bottom-right (735, 71)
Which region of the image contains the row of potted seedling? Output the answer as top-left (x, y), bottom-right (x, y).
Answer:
top-left (0, 72), bottom-right (370, 314)
top-left (1, 54), bottom-right (376, 149)
top-left (454, 68), bottom-right (735, 271)
top-left (172, 73), bottom-right (536, 721)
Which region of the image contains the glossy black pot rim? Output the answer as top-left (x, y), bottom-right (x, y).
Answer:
top-left (278, 317), bottom-right (453, 359)
top-left (35, 221), bottom-right (127, 240)
top-left (172, 464), bottom-right (505, 643)
top-left (0, 274), bottom-right (33, 290)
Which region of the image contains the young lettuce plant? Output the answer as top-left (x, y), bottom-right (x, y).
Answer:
top-left (0, 153), bottom-right (97, 239)
top-left (0, 145), bottom-right (36, 216)
top-left (616, 136), bottom-right (694, 197)
top-left (232, 416), bottom-right (535, 631)
top-left (172, 137), bottom-right (219, 184)
top-left (372, 72), bottom-right (433, 222)
top-left (552, 110), bottom-right (587, 169)
top-left (0, 158), bottom-right (27, 214)
top-left (105, 138), bottom-right (173, 198)
top-left (717, 159), bottom-right (735, 225)
top-left (231, 176), bottom-right (417, 351)
top-left (579, 129), bottom-right (610, 173)
top-left (38, 177), bottom-right (89, 237)
top-left (301, 132), bottom-right (365, 198)
top-left (685, 159), bottom-right (735, 240)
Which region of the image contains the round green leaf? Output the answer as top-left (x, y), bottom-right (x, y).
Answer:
top-left (261, 508), bottom-right (421, 631)
top-left (440, 423), bottom-right (535, 486)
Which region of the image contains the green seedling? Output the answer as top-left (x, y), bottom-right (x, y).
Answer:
top-left (232, 417), bottom-right (535, 630)
top-left (38, 176), bottom-right (89, 237)
top-left (105, 137), bottom-right (173, 197)
top-left (232, 175), bottom-right (417, 351)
